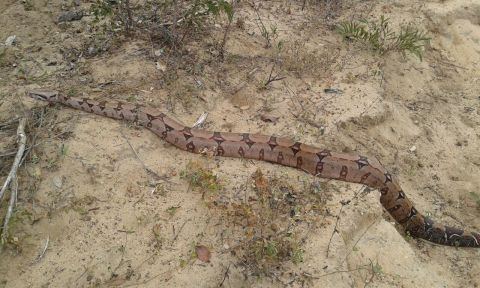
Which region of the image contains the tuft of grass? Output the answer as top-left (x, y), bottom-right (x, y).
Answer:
top-left (337, 16), bottom-right (430, 60)
top-left (180, 161), bottom-right (222, 194)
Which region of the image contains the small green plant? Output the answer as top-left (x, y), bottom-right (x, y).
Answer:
top-left (252, 4), bottom-right (278, 48)
top-left (91, 0), bottom-right (114, 20)
top-left (291, 248), bottom-right (304, 264)
top-left (264, 241), bottom-right (278, 258)
top-left (469, 192), bottom-right (480, 209)
top-left (66, 87), bottom-right (78, 97)
top-left (337, 16), bottom-right (430, 60)
top-left (180, 161), bottom-right (222, 193)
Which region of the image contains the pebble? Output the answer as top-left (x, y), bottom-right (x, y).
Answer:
top-left (5, 35), bottom-right (16, 46)
top-left (409, 145), bottom-right (417, 152)
top-left (154, 49), bottom-right (163, 57)
top-left (53, 176), bottom-right (63, 189)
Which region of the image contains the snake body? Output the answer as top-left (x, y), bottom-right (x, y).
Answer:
top-left (28, 90), bottom-right (480, 247)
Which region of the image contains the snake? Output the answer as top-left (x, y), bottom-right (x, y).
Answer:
top-left (28, 89), bottom-right (480, 248)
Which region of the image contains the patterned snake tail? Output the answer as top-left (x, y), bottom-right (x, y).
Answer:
top-left (28, 90), bottom-right (480, 247)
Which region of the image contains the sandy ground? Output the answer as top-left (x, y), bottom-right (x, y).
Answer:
top-left (0, 0), bottom-right (479, 287)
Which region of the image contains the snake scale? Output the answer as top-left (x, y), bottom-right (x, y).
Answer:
top-left (28, 90), bottom-right (480, 248)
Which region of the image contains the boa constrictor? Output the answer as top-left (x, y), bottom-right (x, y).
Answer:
top-left (28, 90), bottom-right (480, 248)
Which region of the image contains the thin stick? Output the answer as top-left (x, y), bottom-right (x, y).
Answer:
top-left (219, 264), bottom-right (231, 287)
top-left (1, 178), bottom-right (17, 246)
top-left (0, 118), bottom-right (27, 201)
top-left (33, 236), bottom-right (50, 263)
top-left (326, 186), bottom-right (365, 257)
top-left (172, 220), bottom-right (189, 243)
top-left (192, 112), bottom-right (208, 128)
top-left (119, 129), bottom-right (162, 180)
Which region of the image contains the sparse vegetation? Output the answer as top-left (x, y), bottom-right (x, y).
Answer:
top-left (337, 16), bottom-right (430, 60)
top-left (90, 0), bottom-right (233, 49)
top-left (206, 170), bottom-right (327, 275)
top-left (180, 161), bottom-right (222, 194)
top-left (469, 192), bottom-right (480, 209)
top-left (253, 5), bottom-right (278, 48)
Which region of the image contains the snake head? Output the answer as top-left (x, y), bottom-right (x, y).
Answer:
top-left (28, 90), bottom-right (59, 102)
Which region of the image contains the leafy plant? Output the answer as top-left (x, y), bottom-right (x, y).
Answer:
top-left (91, 0), bottom-right (114, 20)
top-left (337, 16), bottom-right (430, 60)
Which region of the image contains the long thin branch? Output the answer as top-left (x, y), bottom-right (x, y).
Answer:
top-left (1, 177), bottom-right (17, 246)
top-left (0, 118), bottom-right (27, 201)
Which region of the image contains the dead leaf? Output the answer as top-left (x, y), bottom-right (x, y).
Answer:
top-left (195, 245), bottom-right (211, 262)
top-left (260, 114), bottom-right (279, 123)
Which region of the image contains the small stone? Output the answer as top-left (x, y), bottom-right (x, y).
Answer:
top-left (5, 35), bottom-right (16, 46)
top-left (58, 10), bottom-right (84, 23)
top-left (155, 62), bottom-right (166, 72)
top-left (53, 176), bottom-right (63, 188)
top-left (409, 145), bottom-right (417, 152)
top-left (154, 49), bottom-right (163, 57)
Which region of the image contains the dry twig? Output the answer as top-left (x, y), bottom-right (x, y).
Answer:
top-left (32, 236), bottom-right (50, 263)
top-left (0, 117), bottom-right (27, 202)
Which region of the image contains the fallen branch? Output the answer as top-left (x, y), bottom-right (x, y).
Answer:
top-left (0, 118), bottom-right (27, 201)
top-left (1, 177), bottom-right (17, 246)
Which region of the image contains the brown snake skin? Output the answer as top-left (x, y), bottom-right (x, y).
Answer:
top-left (28, 90), bottom-right (480, 248)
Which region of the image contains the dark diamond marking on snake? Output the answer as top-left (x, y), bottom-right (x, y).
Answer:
top-left (315, 161), bottom-right (324, 175)
top-left (267, 136), bottom-right (278, 150)
top-left (384, 172), bottom-right (393, 183)
top-left (296, 156), bottom-right (303, 168)
top-left (182, 127), bottom-right (193, 141)
top-left (238, 146), bottom-right (245, 158)
top-left (397, 190), bottom-right (405, 200)
top-left (356, 156), bottom-right (369, 169)
top-left (211, 131), bottom-right (225, 145)
top-left (165, 124), bottom-right (174, 132)
top-left (216, 145), bottom-right (225, 156)
top-left (259, 149), bottom-right (264, 160)
top-left (241, 133), bottom-right (255, 148)
top-left (186, 142), bottom-right (195, 152)
top-left (98, 101), bottom-right (107, 110)
top-left (316, 149), bottom-right (332, 162)
top-left (146, 113), bottom-right (155, 121)
top-left (161, 131), bottom-right (167, 139)
top-left (360, 172), bottom-right (371, 183)
top-left (146, 122), bottom-right (152, 128)
top-left (387, 204), bottom-right (402, 213)
top-left (339, 165), bottom-right (348, 179)
top-left (402, 207), bottom-right (418, 225)
top-left (277, 152), bottom-right (284, 164)
top-left (380, 187), bottom-right (389, 195)
top-left (290, 142), bottom-right (302, 156)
